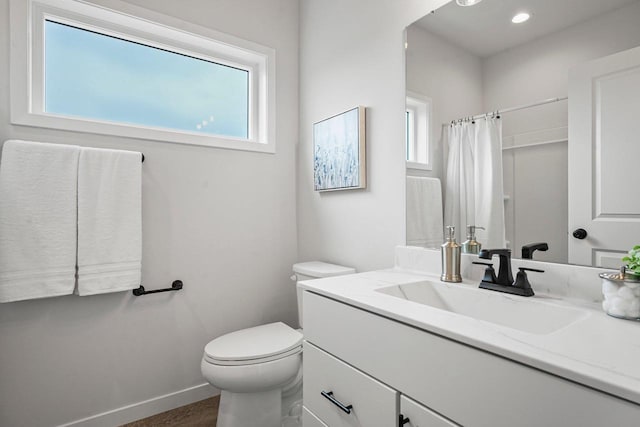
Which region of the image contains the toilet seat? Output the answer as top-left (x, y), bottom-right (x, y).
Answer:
top-left (205, 345), bottom-right (302, 366)
top-left (204, 322), bottom-right (302, 366)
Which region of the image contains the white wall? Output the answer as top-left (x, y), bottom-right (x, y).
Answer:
top-left (405, 24), bottom-right (484, 183)
top-left (484, 1), bottom-right (640, 137)
top-left (0, 0), bottom-right (299, 425)
top-left (297, 0), bottom-right (449, 273)
top-left (484, 1), bottom-right (640, 262)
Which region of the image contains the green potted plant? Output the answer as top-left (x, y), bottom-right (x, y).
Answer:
top-left (622, 245), bottom-right (640, 279)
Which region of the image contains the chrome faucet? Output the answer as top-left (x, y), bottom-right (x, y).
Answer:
top-left (476, 249), bottom-right (543, 297)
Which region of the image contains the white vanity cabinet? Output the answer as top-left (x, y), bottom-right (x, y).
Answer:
top-left (302, 290), bottom-right (640, 427)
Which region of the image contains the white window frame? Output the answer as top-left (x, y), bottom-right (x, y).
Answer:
top-left (405, 91), bottom-right (432, 171)
top-left (10, 0), bottom-right (276, 153)
top-left (405, 108), bottom-right (416, 162)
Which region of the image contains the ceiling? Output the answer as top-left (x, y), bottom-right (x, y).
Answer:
top-left (414, 0), bottom-right (639, 57)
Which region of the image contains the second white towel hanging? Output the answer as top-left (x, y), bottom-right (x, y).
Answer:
top-left (76, 147), bottom-right (142, 296)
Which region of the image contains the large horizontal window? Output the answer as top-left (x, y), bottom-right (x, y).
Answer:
top-left (45, 21), bottom-right (250, 139)
top-left (11, 0), bottom-right (276, 152)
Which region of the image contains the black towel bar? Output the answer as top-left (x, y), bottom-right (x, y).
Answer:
top-left (133, 280), bottom-right (183, 296)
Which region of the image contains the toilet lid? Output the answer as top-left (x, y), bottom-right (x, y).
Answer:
top-left (204, 322), bottom-right (303, 363)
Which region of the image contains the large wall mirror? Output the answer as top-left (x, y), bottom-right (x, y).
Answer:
top-left (405, 0), bottom-right (640, 268)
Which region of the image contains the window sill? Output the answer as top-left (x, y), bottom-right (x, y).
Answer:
top-left (406, 161), bottom-right (433, 171)
top-left (11, 111), bottom-right (275, 154)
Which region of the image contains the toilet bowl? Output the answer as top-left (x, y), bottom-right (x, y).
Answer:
top-left (201, 262), bottom-right (355, 427)
top-left (201, 322), bottom-right (303, 427)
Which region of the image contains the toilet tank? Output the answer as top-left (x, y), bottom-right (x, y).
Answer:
top-left (292, 262), bottom-right (355, 328)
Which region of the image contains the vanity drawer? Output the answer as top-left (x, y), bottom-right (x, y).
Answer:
top-left (303, 341), bottom-right (397, 427)
top-left (400, 395), bottom-right (458, 427)
top-left (302, 406), bottom-right (329, 427)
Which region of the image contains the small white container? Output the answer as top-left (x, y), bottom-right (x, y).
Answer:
top-left (600, 267), bottom-right (640, 320)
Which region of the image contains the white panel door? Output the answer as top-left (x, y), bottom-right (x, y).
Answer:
top-left (568, 46), bottom-right (640, 267)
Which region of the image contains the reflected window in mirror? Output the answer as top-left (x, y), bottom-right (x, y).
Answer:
top-left (406, 92), bottom-right (432, 170)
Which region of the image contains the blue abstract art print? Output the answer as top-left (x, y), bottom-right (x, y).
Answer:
top-left (313, 106), bottom-right (366, 191)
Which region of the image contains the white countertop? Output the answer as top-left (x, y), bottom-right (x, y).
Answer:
top-left (299, 267), bottom-right (640, 405)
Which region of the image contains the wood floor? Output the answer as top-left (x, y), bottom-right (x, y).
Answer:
top-left (121, 395), bottom-right (220, 427)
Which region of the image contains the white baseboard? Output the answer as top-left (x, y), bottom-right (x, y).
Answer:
top-left (58, 383), bottom-right (218, 427)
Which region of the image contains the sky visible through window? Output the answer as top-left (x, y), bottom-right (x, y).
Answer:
top-left (44, 20), bottom-right (249, 139)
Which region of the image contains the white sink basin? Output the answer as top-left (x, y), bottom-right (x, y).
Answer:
top-left (376, 280), bottom-right (588, 335)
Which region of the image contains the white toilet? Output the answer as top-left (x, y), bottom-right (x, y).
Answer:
top-left (201, 261), bottom-right (356, 427)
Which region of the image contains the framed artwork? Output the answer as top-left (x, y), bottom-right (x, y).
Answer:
top-left (313, 106), bottom-right (366, 192)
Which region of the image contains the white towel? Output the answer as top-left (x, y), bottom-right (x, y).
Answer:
top-left (0, 140), bottom-right (80, 302)
top-left (76, 147), bottom-right (142, 296)
top-left (406, 176), bottom-right (444, 248)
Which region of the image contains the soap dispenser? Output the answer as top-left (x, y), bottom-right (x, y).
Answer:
top-left (441, 226), bottom-right (462, 283)
top-left (462, 225), bottom-right (485, 254)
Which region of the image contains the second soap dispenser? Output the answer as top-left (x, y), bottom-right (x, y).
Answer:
top-left (462, 225), bottom-right (485, 254)
top-left (441, 226), bottom-right (462, 283)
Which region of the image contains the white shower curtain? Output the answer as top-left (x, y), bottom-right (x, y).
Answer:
top-left (444, 118), bottom-right (506, 249)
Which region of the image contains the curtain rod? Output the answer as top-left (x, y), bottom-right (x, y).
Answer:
top-left (444, 96), bottom-right (568, 126)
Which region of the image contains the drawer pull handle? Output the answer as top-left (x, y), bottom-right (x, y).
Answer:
top-left (399, 414), bottom-right (411, 426)
top-left (321, 390), bottom-right (353, 414)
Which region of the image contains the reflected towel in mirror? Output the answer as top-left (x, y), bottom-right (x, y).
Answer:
top-left (406, 176), bottom-right (444, 248)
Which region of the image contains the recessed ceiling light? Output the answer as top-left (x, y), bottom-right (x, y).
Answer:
top-left (512, 12), bottom-right (531, 24)
top-left (456, 0), bottom-right (483, 6)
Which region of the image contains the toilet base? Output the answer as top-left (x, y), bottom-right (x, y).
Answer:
top-left (217, 389), bottom-right (282, 427)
